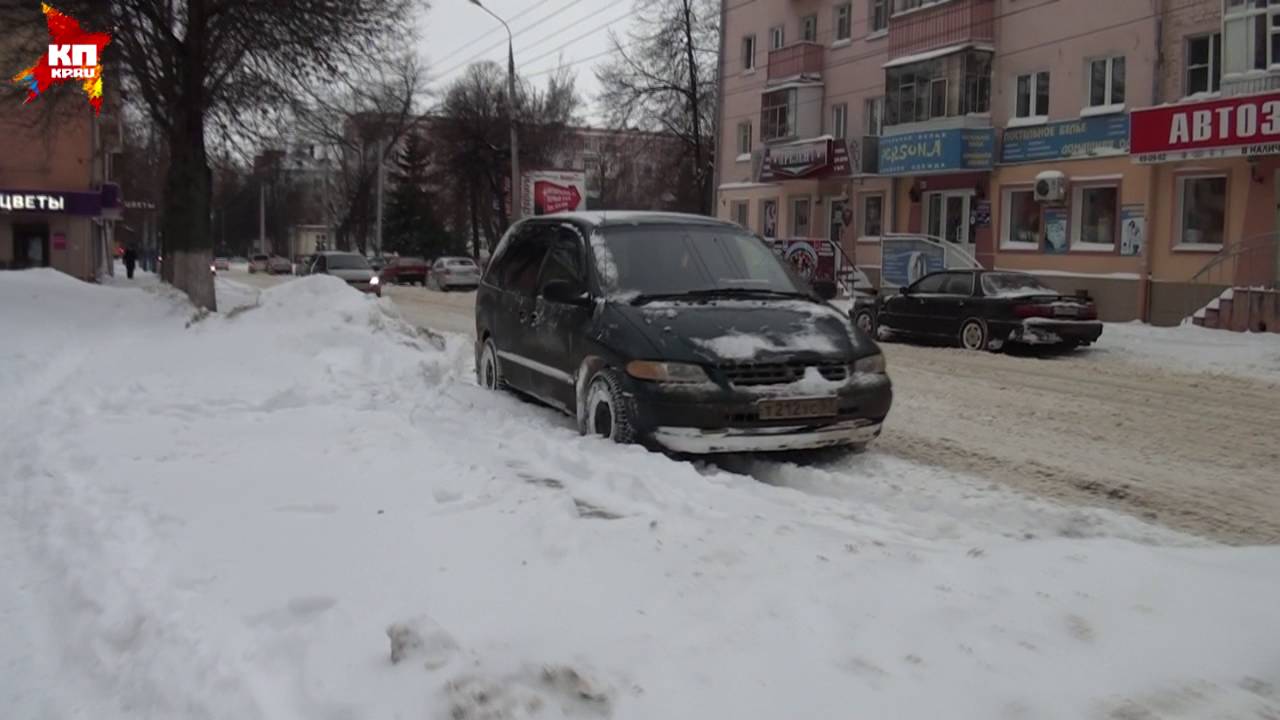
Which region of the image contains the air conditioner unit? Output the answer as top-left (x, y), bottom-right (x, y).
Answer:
top-left (1034, 171), bottom-right (1067, 203)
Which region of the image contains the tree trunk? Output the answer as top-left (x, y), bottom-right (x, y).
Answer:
top-left (681, 0), bottom-right (706, 215)
top-left (468, 177), bottom-right (481, 258)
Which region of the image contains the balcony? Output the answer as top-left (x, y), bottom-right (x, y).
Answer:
top-left (888, 0), bottom-right (994, 62)
top-left (767, 42), bottom-right (823, 84)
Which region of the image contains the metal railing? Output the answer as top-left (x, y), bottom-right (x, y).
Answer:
top-left (1182, 232), bottom-right (1280, 322)
top-left (766, 42), bottom-right (824, 83)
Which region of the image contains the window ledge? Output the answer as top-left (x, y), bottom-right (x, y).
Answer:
top-left (736, 153), bottom-right (752, 162)
top-left (1071, 242), bottom-right (1116, 253)
top-left (743, 68), bottom-right (757, 76)
top-left (1081, 104), bottom-right (1125, 117)
top-left (1007, 115), bottom-right (1049, 128)
top-left (865, 29), bottom-right (888, 41)
top-left (857, 235), bottom-right (883, 243)
top-left (1000, 242), bottom-right (1040, 251)
top-left (1181, 91), bottom-right (1222, 102)
top-left (1173, 243), bottom-right (1224, 253)
top-left (831, 38), bottom-right (852, 49)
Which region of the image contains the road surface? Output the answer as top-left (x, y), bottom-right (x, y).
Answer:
top-left (226, 268), bottom-right (1280, 545)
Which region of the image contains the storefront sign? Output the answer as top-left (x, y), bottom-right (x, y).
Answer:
top-left (881, 237), bottom-right (945, 287)
top-left (1120, 205), bottom-right (1145, 257)
top-left (769, 238), bottom-right (837, 283)
top-left (1043, 207), bottom-right (1069, 254)
top-left (758, 138), bottom-right (852, 181)
top-left (972, 199), bottom-right (991, 227)
top-left (0, 187), bottom-right (116, 215)
top-left (878, 129), bottom-right (995, 175)
top-left (1000, 115), bottom-right (1129, 164)
top-left (521, 170), bottom-right (587, 216)
top-left (1131, 91), bottom-right (1280, 163)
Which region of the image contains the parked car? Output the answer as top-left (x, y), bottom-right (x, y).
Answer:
top-left (295, 254), bottom-right (314, 275)
top-left (368, 256), bottom-right (389, 273)
top-left (248, 254), bottom-right (270, 273)
top-left (213, 257), bottom-right (230, 271)
top-left (429, 256), bottom-right (481, 291)
top-left (267, 255), bottom-right (293, 275)
top-left (854, 269), bottom-right (1102, 351)
top-left (474, 212), bottom-right (891, 455)
top-left (381, 256), bottom-right (429, 285)
top-left (308, 251), bottom-right (381, 296)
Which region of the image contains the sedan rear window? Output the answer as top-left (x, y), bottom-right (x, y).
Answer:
top-left (594, 225), bottom-right (804, 296)
top-left (324, 254), bottom-right (370, 270)
top-left (981, 272), bottom-right (1058, 297)
top-left (447, 259), bottom-right (476, 268)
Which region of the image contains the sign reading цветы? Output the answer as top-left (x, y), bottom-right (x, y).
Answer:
top-left (1130, 91), bottom-right (1280, 163)
top-left (0, 192), bottom-right (67, 211)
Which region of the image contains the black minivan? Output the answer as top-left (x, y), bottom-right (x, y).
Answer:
top-left (474, 212), bottom-right (892, 454)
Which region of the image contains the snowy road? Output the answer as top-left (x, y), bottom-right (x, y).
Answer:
top-left (3, 270), bottom-right (1279, 719)
top-left (230, 268), bottom-right (1280, 544)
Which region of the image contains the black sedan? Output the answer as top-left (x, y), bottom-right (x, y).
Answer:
top-left (474, 212), bottom-right (892, 455)
top-left (852, 270), bottom-right (1102, 351)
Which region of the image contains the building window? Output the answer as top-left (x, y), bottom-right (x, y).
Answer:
top-left (835, 3), bottom-right (852, 41)
top-left (1177, 175), bottom-right (1227, 247)
top-left (1001, 188), bottom-right (1041, 247)
top-left (1014, 71), bottom-right (1050, 119)
top-left (742, 34), bottom-right (756, 71)
top-left (801, 15), bottom-right (817, 42)
top-left (866, 96), bottom-right (884, 136)
top-left (770, 25), bottom-right (785, 50)
top-left (894, 0), bottom-right (947, 14)
top-left (862, 194), bottom-right (884, 237)
top-left (761, 88), bottom-right (797, 141)
top-left (870, 0), bottom-right (888, 32)
top-left (1223, 0), bottom-right (1280, 75)
top-left (1088, 56), bottom-right (1126, 109)
top-left (886, 50), bottom-right (991, 125)
top-left (731, 200), bottom-right (749, 228)
top-left (1186, 33), bottom-right (1222, 95)
top-left (1071, 185), bottom-right (1119, 249)
top-left (761, 199), bottom-right (779, 237)
top-left (737, 121), bottom-right (752, 156)
top-left (831, 103), bottom-right (848, 139)
top-left (791, 197), bottom-right (812, 237)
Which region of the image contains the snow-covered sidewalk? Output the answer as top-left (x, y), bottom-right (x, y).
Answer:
top-left (2, 269), bottom-right (1279, 719)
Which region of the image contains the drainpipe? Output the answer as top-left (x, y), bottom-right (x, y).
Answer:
top-left (711, 0), bottom-right (727, 215)
top-left (1139, 0), bottom-right (1165, 323)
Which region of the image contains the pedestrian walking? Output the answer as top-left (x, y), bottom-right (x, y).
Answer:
top-left (123, 247), bottom-right (137, 279)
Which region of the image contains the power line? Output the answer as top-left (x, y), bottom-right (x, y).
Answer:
top-left (430, 0), bottom-right (592, 82)
top-left (432, 0), bottom-right (563, 62)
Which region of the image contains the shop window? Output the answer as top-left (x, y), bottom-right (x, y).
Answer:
top-left (801, 15), bottom-right (817, 42)
top-left (870, 0), bottom-right (888, 33)
top-left (1001, 188), bottom-right (1041, 247)
top-left (1177, 175), bottom-right (1227, 248)
top-left (742, 35), bottom-right (756, 71)
top-left (861, 194), bottom-right (884, 238)
top-left (831, 103), bottom-right (848, 140)
top-left (1014, 71), bottom-right (1050, 121)
top-left (791, 197), bottom-right (812, 237)
top-left (731, 200), bottom-right (750, 228)
top-left (1087, 56), bottom-right (1125, 111)
top-left (1185, 33), bottom-right (1222, 95)
top-left (761, 198), bottom-right (779, 237)
top-left (1071, 185), bottom-right (1119, 249)
top-left (834, 3), bottom-right (852, 41)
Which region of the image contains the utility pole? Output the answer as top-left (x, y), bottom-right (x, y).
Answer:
top-left (470, 0), bottom-right (521, 222)
top-left (258, 182), bottom-right (266, 254)
top-left (374, 137), bottom-right (385, 257)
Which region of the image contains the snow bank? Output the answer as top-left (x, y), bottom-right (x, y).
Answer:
top-left (1088, 322), bottom-right (1280, 384)
top-left (3, 270), bottom-right (1280, 719)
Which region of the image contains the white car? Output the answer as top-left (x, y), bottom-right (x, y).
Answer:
top-left (248, 254), bottom-right (270, 273)
top-left (428, 256), bottom-right (481, 291)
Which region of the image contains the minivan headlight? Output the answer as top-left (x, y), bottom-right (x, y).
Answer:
top-left (626, 361), bottom-right (709, 383)
top-left (853, 353), bottom-right (886, 374)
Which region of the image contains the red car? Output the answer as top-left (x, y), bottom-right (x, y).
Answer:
top-left (380, 256), bottom-right (429, 286)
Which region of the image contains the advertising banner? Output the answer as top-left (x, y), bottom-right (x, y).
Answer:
top-left (878, 128), bottom-right (995, 175)
top-left (758, 137), bottom-right (853, 181)
top-left (1000, 115), bottom-right (1130, 164)
top-left (1120, 205), bottom-right (1145, 257)
top-left (1130, 91), bottom-right (1280, 163)
top-left (521, 170), bottom-right (587, 217)
top-left (769, 238), bottom-right (837, 284)
top-left (1043, 207), bottom-right (1069, 254)
top-left (880, 237), bottom-right (945, 287)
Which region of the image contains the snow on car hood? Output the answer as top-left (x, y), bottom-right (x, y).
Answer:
top-left (615, 297), bottom-right (868, 363)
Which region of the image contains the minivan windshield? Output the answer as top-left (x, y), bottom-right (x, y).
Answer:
top-left (325, 254), bottom-right (370, 270)
top-left (595, 225), bottom-right (808, 300)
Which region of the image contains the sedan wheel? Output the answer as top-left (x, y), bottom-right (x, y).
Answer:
top-left (582, 370), bottom-right (636, 444)
top-left (477, 339), bottom-right (504, 390)
top-left (959, 319), bottom-right (988, 351)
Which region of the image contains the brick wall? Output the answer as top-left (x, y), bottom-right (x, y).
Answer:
top-left (1158, 0), bottom-right (1220, 104)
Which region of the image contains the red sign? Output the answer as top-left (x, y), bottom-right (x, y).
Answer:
top-left (769, 238), bottom-right (837, 284)
top-left (533, 180), bottom-right (582, 214)
top-left (1130, 92), bottom-right (1280, 163)
top-left (759, 138), bottom-right (853, 181)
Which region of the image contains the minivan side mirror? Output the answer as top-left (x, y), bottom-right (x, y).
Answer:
top-left (812, 280), bottom-right (838, 301)
top-left (542, 279), bottom-right (591, 306)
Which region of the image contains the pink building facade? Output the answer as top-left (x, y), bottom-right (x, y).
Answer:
top-left (716, 0), bottom-right (1280, 325)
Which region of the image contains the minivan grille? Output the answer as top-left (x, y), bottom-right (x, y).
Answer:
top-left (720, 361), bottom-right (848, 387)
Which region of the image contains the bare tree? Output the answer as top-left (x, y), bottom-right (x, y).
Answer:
top-left (435, 62), bottom-right (579, 252)
top-left (1, 0), bottom-right (416, 310)
top-left (596, 0), bottom-right (719, 214)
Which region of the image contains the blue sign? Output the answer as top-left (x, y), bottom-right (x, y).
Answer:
top-left (881, 237), bottom-right (945, 287)
top-left (1000, 115), bottom-right (1130, 164)
top-left (878, 129), bottom-right (995, 175)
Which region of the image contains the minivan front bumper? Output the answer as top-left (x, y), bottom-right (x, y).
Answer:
top-left (652, 419), bottom-right (883, 454)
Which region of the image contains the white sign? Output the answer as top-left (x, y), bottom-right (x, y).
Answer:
top-left (48, 44), bottom-right (98, 79)
top-left (521, 170), bottom-right (587, 217)
top-left (0, 193), bottom-right (66, 211)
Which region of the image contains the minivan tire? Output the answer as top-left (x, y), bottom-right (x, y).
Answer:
top-left (477, 338), bottom-right (505, 390)
top-left (582, 369), bottom-right (637, 445)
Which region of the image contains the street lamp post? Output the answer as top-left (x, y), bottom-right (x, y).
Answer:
top-left (470, 0), bottom-right (520, 222)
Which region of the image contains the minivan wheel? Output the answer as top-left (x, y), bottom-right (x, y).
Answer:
top-left (854, 309), bottom-right (876, 335)
top-left (582, 370), bottom-right (636, 444)
top-left (477, 338), bottom-right (504, 390)
top-left (959, 319), bottom-right (988, 351)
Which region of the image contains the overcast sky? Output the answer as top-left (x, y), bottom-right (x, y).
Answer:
top-left (413, 0), bottom-right (641, 125)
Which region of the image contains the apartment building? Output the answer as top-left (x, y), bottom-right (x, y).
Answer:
top-left (716, 0), bottom-right (1280, 325)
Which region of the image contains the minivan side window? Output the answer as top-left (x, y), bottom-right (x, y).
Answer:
top-left (538, 228), bottom-right (585, 294)
top-left (912, 273), bottom-right (948, 293)
top-left (499, 224), bottom-right (553, 296)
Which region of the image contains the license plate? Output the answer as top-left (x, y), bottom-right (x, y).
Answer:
top-left (757, 396), bottom-right (839, 421)
top-left (1055, 306), bottom-right (1080, 317)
